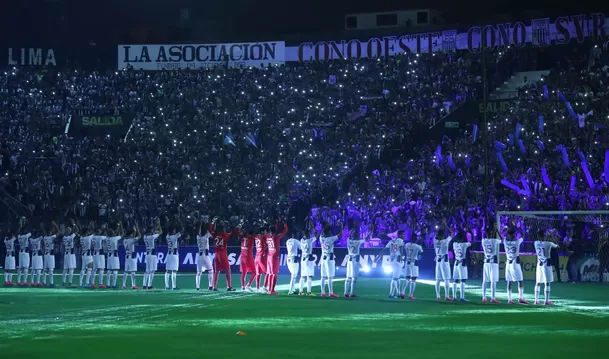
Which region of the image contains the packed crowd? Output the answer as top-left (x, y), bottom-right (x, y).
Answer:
top-left (312, 42), bottom-right (609, 250)
top-left (2, 42), bottom-right (607, 254)
top-left (0, 50), bottom-right (505, 234)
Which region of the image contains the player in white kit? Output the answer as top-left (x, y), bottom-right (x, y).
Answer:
top-left (299, 229), bottom-right (316, 296)
top-left (375, 231), bottom-right (405, 298)
top-left (62, 224), bottom-right (78, 287)
top-left (91, 227), bottom-right (108, 288)
top-left (165, 224), bottom-right (182, 290)
top-left (433, 219), bottom-right (454, 300)
top-left (285, 232), bottom-right (301, 295)
top-left (143, 219), bottom-right (162, 289)
top-left (402, 236), bottom-right (423, 300)
top-left (481, 224), bottom-right (502, 303)
top-left (345, 226), bottom-right (368, 298)
top-left (451, 232), bottom-right (471, 301)
top-left (318, 221), bottom-right (343, 297)
top-left (42, 221), bottom-right (59, 287)
top-left (4, 232), bottom-right (17, 286)
top-left (105, 223), bottom-right (123, 288)
top-left (195, 223), bottom-right (214, 291)
top-left (29, 234), bottom-right (44, 286)
top-left (79, 223), bottom-right (95, 287)
top-left (503, 226), bottom-right (528, 304)
top-left (17, 223), bottom-right (32, 286)
top-left (122, 224), bottom-right (140, 290)
top-left (534, 229), bottom-right (559, 305)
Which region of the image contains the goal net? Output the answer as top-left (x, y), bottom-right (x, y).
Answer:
top-left (497, 211), bottom-right (609, 282)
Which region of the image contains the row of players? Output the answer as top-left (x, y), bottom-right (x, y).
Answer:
top-left (3, 218), bottom-right (560, 304)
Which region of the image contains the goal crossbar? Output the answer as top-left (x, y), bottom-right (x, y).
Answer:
top-left (497, 211), bottom-right (609, 229)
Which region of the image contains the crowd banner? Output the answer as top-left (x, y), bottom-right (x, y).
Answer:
top-left (3, 46), bottom-right (58, 67)
top-left (117, 42), bottom-right (286, 70)
top-left (286, 13), bottom-right (608, 62)
top-left (577, 255), bottom-right (608, 282)
top-left (472, 252), bottom-right (568, 281)
top-left (114, 246), bottom-right (436, 278)
top-left (68, 113), bottom-right (135, 136)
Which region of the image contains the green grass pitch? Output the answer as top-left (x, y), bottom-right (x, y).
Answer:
top-left (1, 274), bottom-right (608, 359)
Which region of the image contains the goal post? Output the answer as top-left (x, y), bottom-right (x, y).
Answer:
top-left (497, 210), bottom-right (609, 282)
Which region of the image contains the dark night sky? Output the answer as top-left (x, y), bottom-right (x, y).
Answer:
top-left (0, 0), bottom-right (607, 44)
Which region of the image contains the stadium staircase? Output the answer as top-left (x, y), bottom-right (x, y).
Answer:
top-left (491, 70), bottom-right (550, 99)
top-left (0, 186), bottom-right (31, 223)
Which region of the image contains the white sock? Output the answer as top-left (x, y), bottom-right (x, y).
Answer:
top-left (390, 279), bottom-right (399, 296)
top-left (444, 281), bottom-right (450, 298)
top-left (435, 280), bottom-right (441, 298)
top-left (113, 271), bottom-right (118, 287)
top-left (80, 269), bottom-right (86, 286)
top-left (35, 270), bottom-right (41, 283)
top-left (400, 279), bottom-right (406, 295)
top-left (350, 278), bottom-right (357, 295)
top-left (165, 272), bottom-right (170, 288)
top-left (207, 271), bottom-right (214, 287)
top-left (97, 270), bottom-right (103, 285)
top-left (148, 272), bottom-right (155, 287)
top-left (68, 268), bottom-right (74, 284)
top-left (321, 277), bottom-right (327, 294)
top-left (17, 268), bottom-right (22, 283)
top-left (143, 272), bottom-right (149, 287)
top-left (410, 281), bottom-right (417, 297)
top-left (106, 270), bottom-right (112, 286)
top-left (491, 282), bottom-right (496, 300)
top-left (92, 271), bottom-right (98, 285)
top-left (307, 277), bottom-right (312, 292)
top-left (299, 277), bottom-right (304, 292)
top-left (130, 273), bottom-right (136, 287)
top-left (344, 278), bottom-right (351, 295)
top-left (544, 283), bottom-right (550, 303)
top-left (459, 282), bottom-right (465, 299)
top-left (534, 284), bottom-right (540, 302)
top-left (85, 269), bottom-right (91, 285)
top-left (171, 272), bottom-right (177, 289)
top-left (42, 271), bottom-right (47, 285)
top-left (196, 272), bottom-right (202, 289)
top-left (482, 281), bottom-right (487, 300)
top-left (328, 277), bottom-right (334, 294)
top-left (452, 282), bottom-right (457, 298)
top-left (518, 285), bottom-right (524, 300)
top-left (289, 276), bottom-right (296, 292)
top-left (3, 272), bottom-right (7, 283)
top-left (24, 269), bottom-right (30, 283)
top-left (8, 272), bottom-right (13, 283)
top-left (123, 273), bottom-right (128, 287)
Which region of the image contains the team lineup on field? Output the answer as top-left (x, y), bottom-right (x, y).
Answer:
top-left (3, 216), bottom-right (562, 304)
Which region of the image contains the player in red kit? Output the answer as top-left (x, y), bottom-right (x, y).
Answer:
top-left (254, 228), bottom-right (269, 293)
top-left (267, 221), bottom-right (289, 295)
top-left (239, 229), bottom-right (256, 292)
top-left (209, 217), bottom-right (240, 291)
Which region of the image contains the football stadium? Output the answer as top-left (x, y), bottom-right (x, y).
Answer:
top-left (2, 1), bottom-right (609, 358)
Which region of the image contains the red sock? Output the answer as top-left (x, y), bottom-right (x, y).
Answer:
top-left (255, 274), bottom-right (261, 289)
top-left (240, 272), bottom-right (246, 288)
top-left (226, 271), bottom-right (232, 288)
top-left (264, 274), bottom-right (269, 288)
top-left (247, 273), bottom-right (255, 286)
top-left (213, 272), bottom-right (220, 288)
top-left (272, 275), bottom-right (278, 292)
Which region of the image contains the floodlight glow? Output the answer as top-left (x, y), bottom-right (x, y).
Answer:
top-left (361, 266), bottom-right (370, 273)
top-left (383, 266), bottom-right (392, 274)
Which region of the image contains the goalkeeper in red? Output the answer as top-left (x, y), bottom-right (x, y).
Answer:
top-left (266, 220), bottom-right (288, 295)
